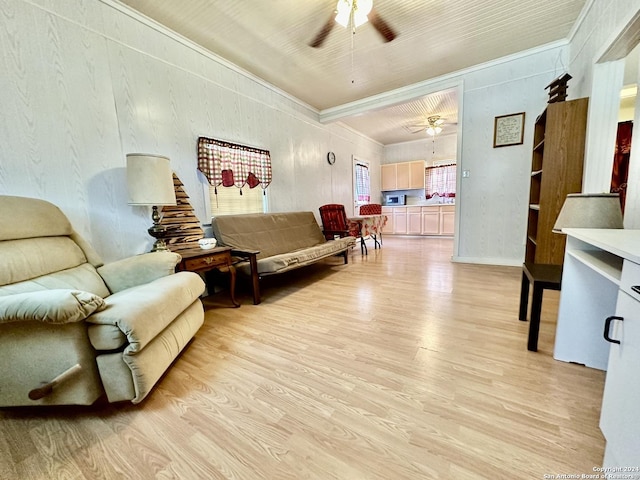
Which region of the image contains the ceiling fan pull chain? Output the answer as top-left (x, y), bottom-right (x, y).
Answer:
top-left (350, 8), bottom-right (355, 84)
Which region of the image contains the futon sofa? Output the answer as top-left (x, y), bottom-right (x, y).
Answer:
top-left (210, 211), bottom-right (355, 304)
top-left (0, 195), bottom-right (206, 406)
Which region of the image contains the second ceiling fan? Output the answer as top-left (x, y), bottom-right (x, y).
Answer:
top-left (310, 0), bottom-right (397, 48)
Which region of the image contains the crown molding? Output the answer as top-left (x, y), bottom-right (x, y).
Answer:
top-left (319, 39), bottom-right (567, 124)
top-left (99, 0), bottom-right (319, 116)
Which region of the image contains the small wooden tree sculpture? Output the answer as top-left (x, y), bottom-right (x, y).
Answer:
top-left (160, 173), bottom-right (204, 253)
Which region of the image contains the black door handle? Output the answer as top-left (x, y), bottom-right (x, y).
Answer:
top-left (604, 316), bottom-right (624, 344)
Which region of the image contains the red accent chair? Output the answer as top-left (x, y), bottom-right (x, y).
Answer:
top-left (318, 204), bottom-right (366, 254)
top-left (358, 203), bottom-right (382, 215)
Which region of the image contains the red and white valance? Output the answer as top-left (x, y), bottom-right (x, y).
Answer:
top-left (197, 136), bottom-right (272, 193)
top-left (425, 164), bottom-right (456, 199)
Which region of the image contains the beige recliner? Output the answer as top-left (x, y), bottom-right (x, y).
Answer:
top-left (0, 195), bottom-right (206, 406)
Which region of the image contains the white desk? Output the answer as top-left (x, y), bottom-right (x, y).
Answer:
top-left (555, 228), bottom-right (640, 468)
top-left (554, 229), bottom-right (628, 370)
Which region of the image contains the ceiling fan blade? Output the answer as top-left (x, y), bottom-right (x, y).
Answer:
top-left (368, 8), bottom-right (397, 43)
top-left (309, 12), bottom-right (337, 48)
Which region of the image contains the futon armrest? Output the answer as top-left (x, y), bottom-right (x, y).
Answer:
top-left (230, 248), bottom-right (260, 257)
top-left (98, 251), bottom-right (181, 293)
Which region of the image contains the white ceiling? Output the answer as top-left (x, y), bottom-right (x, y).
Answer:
top-left (118, 0), bottom-right (588, 145)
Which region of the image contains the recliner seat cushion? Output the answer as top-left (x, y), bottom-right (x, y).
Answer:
top-left (87, 272), bottom-right (205, 353)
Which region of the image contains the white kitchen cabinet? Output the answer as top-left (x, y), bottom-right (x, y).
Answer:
top-left (383, 205), bottom-right (455, 236)
top-left (396, 163), bottom-right (411, 189)
top-left (440, 205), bottom-right (455, 235)
top-left (407, 207), bottom-right (422, 234)
top-left (381, 164), bottom-right (397, 191)
top-left (421, 206), bottom-right (440, 235)
top-left (381, 161), bottom-right (425, 191)
top-left (409, 161), bottom-right (425, 189)
top-left (393, 209), bottom-right (407, 234)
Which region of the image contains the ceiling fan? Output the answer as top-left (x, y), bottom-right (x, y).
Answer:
top-left (407, 116), bottom-right (453, 136)
top-left (309, 0), bottom-right (397, 48)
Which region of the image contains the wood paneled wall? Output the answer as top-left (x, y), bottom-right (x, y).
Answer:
top-left (0, 0), bottom-right (382, 262)
top-left (1, 0), bottom-right (634, 266)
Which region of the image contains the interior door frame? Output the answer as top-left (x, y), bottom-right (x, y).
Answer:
top-left (352, 156), bottom-right (370, 216)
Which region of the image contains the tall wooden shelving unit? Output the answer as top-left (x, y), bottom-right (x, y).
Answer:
top-left (525, 97), bottom-right (589, 265)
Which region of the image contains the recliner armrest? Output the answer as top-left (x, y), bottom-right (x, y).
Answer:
top-left (98, 252), bottom-right (181, 294)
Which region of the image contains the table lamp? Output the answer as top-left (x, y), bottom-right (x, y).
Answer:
top-left (552, 193), bottom-right (623, 233)
top-left (126, 153), bottom-right (177, 252)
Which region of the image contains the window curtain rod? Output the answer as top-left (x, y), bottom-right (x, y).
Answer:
top-left (200, 137), bottom-right (270, 156)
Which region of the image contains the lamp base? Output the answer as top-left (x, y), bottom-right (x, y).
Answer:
top-left (147, 206), bottom-right (170, 253)
top-left (149, 238), bottom-right (169, 252)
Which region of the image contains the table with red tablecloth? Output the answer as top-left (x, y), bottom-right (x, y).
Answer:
top-left (347, 215), bottom-right (388, 254)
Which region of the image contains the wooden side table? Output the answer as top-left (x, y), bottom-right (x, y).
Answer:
top-left (175, 246), bottom-right (239, 307)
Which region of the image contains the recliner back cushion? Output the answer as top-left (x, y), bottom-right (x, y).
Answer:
top-left (0, 237), bottom-right (110, 298)
top-left (0, 263), bottom-right (111, 298)
top-left (0, 196), bottom-right (72, 241)
top-left (212, 212), bottom-right (327, 259)
top-left (0, 237), bottom-right (86, 285)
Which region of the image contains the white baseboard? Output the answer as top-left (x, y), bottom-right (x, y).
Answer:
top-left (452, 256), bottom-right (522, 267)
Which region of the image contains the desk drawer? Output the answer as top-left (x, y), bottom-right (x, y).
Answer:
top-left (183, 253), bottom-right (229, 271)
top-left (620, 259), bottom-right (640, 302)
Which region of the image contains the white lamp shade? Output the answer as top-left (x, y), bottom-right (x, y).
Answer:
top-left (552, 193), bottom-right (623, 233)
top-left (126, 154), bottom-right (177, 206)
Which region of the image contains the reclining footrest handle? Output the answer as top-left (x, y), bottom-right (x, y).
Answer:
top-left (28, 363), bottom-right (82, 401)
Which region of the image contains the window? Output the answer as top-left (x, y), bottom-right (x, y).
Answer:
top-left (209, 185), bottom-right (266, 216)
top-left (425, 164), bottom-right (456, 199)
top-left (198, 136), bottom-right (271, 216)
top-left (354, 160), bottom-right (371, 207)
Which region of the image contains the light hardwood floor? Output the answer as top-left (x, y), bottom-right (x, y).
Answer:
top-left (0, 237), bottom-right (605, 479)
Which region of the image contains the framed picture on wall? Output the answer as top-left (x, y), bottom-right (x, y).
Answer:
top-left (493, 112), bottom-right (525, 148)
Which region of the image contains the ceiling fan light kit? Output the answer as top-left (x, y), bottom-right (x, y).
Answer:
top-left (309, 0), bottom-right (396, 48)
top-left (335, 0), bottom-right (373, 28)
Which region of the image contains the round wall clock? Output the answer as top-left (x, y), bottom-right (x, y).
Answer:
top-left (327, 152), bottom-right (336, 165)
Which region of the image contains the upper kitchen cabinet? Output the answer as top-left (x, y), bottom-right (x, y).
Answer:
top-left (381, 161), bottom-right (425, 191)
top-left (381, 164), bottom-right (397, 191)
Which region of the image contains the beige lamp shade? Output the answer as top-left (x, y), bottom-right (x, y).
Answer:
top-left (126, 154), bottom-right (176, 206)
top-left (552, 193), bottom-right (623, 233)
